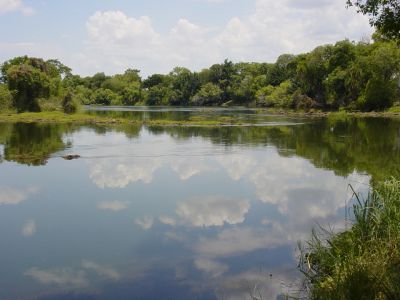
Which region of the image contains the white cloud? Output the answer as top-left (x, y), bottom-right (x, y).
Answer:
top-left (22, 219), bottom-right (36, 237)
top-left (86, 11), bottom-right (159, 46)
top-left (0, 186), bottom-right (38, 206)
top-left (176, 195), bottom-right (250, 227)
top-left (72, 1), bottom-right (372, 76)
top-left (0, 0), bottom-right (34, 15)
top-left (0, 1), bottom-right (372, 75)
top-left (135, 216), bottom-right (154, 230)
top-left (97, 200), bottom-right (129, 212)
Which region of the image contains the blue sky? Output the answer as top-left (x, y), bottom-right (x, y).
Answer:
top-left (0, 0), bottom-right (373, 77)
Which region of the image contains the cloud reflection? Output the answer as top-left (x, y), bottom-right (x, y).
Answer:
top-left (194, 258), bottom-right (229, 278)
top-left (81, 260), bottom-right (121, 281)
top-left (0, 186), bottom-right (38, 206)
top-left (135, 216), bottom-right (154, 230)
top-left (21, 219), bottom-right (36, 237)
top-left (89, 158), bottom-right (162, 188)
top-left (176, 195), bottom-right (250, 227)
top-left (97, 200), bottom-right (129, 212)
top-left (25, 267), bottom-right (89, 288)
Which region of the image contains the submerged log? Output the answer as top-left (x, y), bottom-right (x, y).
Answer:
top-left (62, 154), bottom-right (80, 160)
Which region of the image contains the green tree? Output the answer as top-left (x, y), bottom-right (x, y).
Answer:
top-left (0, 84), bottom-right (13, 111)
top-left (91, 88), bottom-right (118, 105)
top-left (6, 63), bottom-right (51, 112)
top-left (347, 0), bottom-right (400, 40)
top-left (121, 82), bottom-right (141, 105)
top-left (358, 76), bottom-right (396, 110)
top-left (169, 67), bottom-right (200, 105)
top-left (190, 83), bottom-right (223, 106)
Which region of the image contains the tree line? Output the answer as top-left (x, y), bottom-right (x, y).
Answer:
top-left (0, 34), bottom-right (399, 113)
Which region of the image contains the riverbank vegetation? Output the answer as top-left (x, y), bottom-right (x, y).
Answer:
top-left (299, 178), bottom-right (400, 299)
top-left (0, 34), bottom-right (399, 114)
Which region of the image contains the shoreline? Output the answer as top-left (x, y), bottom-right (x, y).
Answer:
top-left (0, 110), bottom-right (399, 126)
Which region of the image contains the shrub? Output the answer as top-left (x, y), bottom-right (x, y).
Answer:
top-left (61, 91), bottom-right (78, 114)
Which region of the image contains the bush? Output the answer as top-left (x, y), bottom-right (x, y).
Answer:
top-left (38, 97), bottom-right (61, 112)
top-left (61, 91), bottom-right (79, 114)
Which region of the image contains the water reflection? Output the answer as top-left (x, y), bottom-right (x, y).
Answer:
top-left (0, 115), bottom-right (398, 299)
top-left (176, 196), bottom-right (250, 227)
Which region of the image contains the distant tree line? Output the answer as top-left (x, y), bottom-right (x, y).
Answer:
top-left (0, 36), bottom-right (399, 112)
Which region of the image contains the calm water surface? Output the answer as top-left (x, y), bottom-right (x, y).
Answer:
top-left (0, 108), bottom-right (399, 300)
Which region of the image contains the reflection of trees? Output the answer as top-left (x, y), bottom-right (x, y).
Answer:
top-left (0, 117), bottom-right (398, 180)
top-left (0, 123), bottom-right (142, 166)
top-left (146, 117), bottom-right (400, 182)
top-left (2, 123), bottom-right (71, 166)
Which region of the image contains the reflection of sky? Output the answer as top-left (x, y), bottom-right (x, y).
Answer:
top-left (0, 126), bottom-right (370, 300)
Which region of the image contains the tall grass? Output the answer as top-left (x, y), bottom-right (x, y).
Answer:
top-left (299, 178), bottom-right (400, 299)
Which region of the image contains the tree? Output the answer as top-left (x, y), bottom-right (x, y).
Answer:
top-left (190, 83), bottom-right (223, 106)
top-left (169, 67), bottom-right (200, 105)
top-left (0, 84), bottom-right (13, 110)
top-left (358, 76), bottom-right (396, 110)
top-left (6, 63), bottom-right (50, 112)
top-left (347, 0), bottom-right (400, 40)
top-left (121, 82), bottom-right (141, 105)
top-left (0, 56), bottom-right (71, 112)
top-left (91, 88), bottom-right (118, 105)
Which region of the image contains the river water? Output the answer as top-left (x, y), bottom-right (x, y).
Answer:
top-left (0, 107), bottom-right (399, 299)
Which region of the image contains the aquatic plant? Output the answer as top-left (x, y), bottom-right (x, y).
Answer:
top-left (299, 178), bottom-right (400, 299)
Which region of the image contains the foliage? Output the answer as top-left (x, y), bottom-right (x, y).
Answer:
top-left (1, 36), bottom-right (400, 112)
top-left (256, 80), bottom-right (294, 108)
top-left (347, 0), bottom-right (400, 40)
top-left (0, 83), bottom-right (13, 111)
top-left (6, 63), bottom-right (50, 112)
top-left (91, 88), bottom-right (118, 105)
top-left (62, 91), bottom-right (79, 114)
top-left (190, 83), bottom-right (223, 106)
top-left (0, 56), bottom-right (68, 112)
top-left (299, 178), bottom-right (400, 299)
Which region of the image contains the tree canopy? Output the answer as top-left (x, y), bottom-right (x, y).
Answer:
top-left (1, 37), bottom-right (400, 113)
top-left (347, 0), bottom-right (400, 40)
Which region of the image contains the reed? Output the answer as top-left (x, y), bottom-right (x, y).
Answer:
top-left (299, 178), bottom-right (400, 299)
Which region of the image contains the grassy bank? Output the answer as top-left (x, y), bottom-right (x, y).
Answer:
top-left (0, 111), bottom-right (244, 126)
top-left (0, 110), bottom-right (399, 127)
top-left (299, 178), bottom-right (400, 299)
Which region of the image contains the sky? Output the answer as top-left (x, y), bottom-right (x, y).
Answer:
top-left (0, 0), bottom-right (374, 77)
